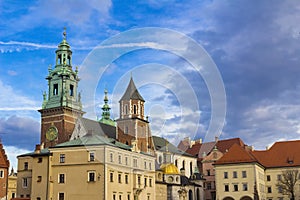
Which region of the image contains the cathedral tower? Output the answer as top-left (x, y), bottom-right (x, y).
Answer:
top-left (38, 29), bottom-right (84, 148)
top-left (116, 77), bottom-right (154, 154)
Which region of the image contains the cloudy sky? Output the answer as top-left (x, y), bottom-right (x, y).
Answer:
top-left (1, 0), bottom-right (300, 168)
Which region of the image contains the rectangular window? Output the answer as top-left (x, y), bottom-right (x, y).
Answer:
top-left (267, 186), bottom-right (272, 193)
top-left (224, 172), bottom-right (228, 179)
top-left (243, 183), bottom-right (248, 191)
top-left (125, 174), bottom-right (129, 184)
top-left (138, 176), bottom-right (141, 185)
top-left (37, 176), bottom-right (42, 182)
top-left (224, 184), bottom-right (229, 192)
top-left (118, 174), bottom-right (122, 183)
top-left (59, 174), bottom-right (65, 184)
top-left (24, 162), bottom-right (28, 170)
top-left (133, 159), bottom-right (138, 167)
top-left (277, 174), bottom-right (281, 181)
top-left (110, 172), bottom-right (114, 182)
top-left (207, 169), bottom-right (211, 176)
top-left (233, 171), bottom-right (237, 178)
top-left (113, 194), bottom-right (116, 200)
top-left (267, 175), bottom-right (271, 181)
top-left (89, 152), bottom-right (95, 162)
top-left (144, 161), bottom-right (147, 169)
top-left (110, 153), bottom-right (114, 162)
top-left (127, 194), bottom-right (130, 200)
top-left (149, 163), bottom-right (152, 170)
top-left (59, 192), bottom-right (64, 200)
top-left (53, 84), bottom-right (58, 96)
top-left (60, 154), bottom-right (65, 163)
top-left (149, 178), bottom-right (152, 187)
top-left (38, 157), bottom-right (43, 163)
top-left (119, 155), bottom-right (122, 164)
top-left (278, 185), bottom-right (283, 193)
top-left (144, 178), bottom-right (147, 187)
top-left (125, 157), bottom-right (128, 165)
top-left (242, 171), bottom-right (247, 178)
top-left (89, 172), bottom-right (95, 182)
top-left (69, 84), bottom-right (74, 96)
top-left (22, 178), bottom-right (28, 188)
top-left (233, 184), bottom-right (238, 191)
top-left (0, 170), bottom-right (3, 178)
top-left (207, 182), bottom-right (212, 190)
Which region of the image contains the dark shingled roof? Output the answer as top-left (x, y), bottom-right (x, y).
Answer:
top-left (120, 77), bottom-right (144, 102)
top-left (152, 136), bottom-right (195, 157)
top-left (80, 117), bottom-right (116, 139)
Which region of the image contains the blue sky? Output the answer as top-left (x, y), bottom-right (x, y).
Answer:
top-left (1, 0), bottom-right (300, 168)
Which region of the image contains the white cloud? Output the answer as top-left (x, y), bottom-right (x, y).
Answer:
top-left (0, 79), bottom-right (40, 112)
top-left (4, 145), bottom-right (31, 170)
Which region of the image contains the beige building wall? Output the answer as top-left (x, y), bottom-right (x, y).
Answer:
top-left (30, 155), bottom-right (51, 200)
top-left (50, 146), bottom-right (105, 200)
top-left (16, 157), bottom-right (32, 199)
top-left (105, 145), bottom-right (155, 200)
top-left (8, 173), bottom-right (17, 200)
top-left (215, 163), bottom-right (264, 200)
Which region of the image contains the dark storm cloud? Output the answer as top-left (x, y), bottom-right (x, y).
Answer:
top-left (0, 116), bottom-right (40, 149)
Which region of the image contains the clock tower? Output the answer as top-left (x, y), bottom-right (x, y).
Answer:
top-left (38, 29), bottom-right (84, 148)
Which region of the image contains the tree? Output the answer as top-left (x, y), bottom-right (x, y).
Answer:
top-left (276, 169), bottom-right (299, 200)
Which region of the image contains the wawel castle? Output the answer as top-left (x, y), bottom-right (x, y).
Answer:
top-left (0, 31), bottom-right (298, 200)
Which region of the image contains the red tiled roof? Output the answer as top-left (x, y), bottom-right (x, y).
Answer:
top-left (215, 144), bottom-right (257, 165)
top-left (216, 138), bottom-right (245, 153)
top-left (183, 137), bottom-right (246, 159)
top-left (215, 140), bottom-right (300, 168)
top-left (0, 143), bottom-right (9, 168)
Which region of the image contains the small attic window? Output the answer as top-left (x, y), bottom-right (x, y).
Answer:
top-left (287, 158), bottom-right (294, 164)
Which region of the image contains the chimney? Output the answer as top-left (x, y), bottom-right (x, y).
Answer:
top-left (215, 136), bottom-right (219, 142)
top-left (35, 144), bottom-right (41, 154)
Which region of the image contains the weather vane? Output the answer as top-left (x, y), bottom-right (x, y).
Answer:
top-left (63, 27), bottom-right (67, 39)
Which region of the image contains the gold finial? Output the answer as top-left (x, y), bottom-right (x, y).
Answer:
top-left (63, 27), bottom-right (67, 39)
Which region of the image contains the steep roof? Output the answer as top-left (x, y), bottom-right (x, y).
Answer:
top-left (74, 117), bottom-right (117, 139)
top-left (152, 136), bottom-right (194, 157)
top-left (120, 77), bottom-right (144, 102)
top-left (183, 137), bottom-right (245, 159)
top-left (0, 143), bottom-right (9, 168)
top-left (253, 140), bottom-right (300, 168)
top-left (215, 140), bottom-right (300, 168)
top-left (215, 144), bottom-right (257, 165)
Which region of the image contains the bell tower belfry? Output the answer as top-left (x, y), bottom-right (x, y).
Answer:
top-left (38, 29), bottom-right (84, 148)
top-left (116, 77), bottom-right (154, 154)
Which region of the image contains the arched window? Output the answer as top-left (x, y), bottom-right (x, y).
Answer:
top-left (175, 159), bottom-right (178, 167)
top-left (182, 160), bottom-right (185, 170)
top-left (124, 104), bottom-right (128, 115)
top-left (133, 105), bottom-right (137, 114)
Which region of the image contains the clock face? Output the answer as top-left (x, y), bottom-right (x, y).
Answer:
top-left (46, 126), bottom-right (58, 141)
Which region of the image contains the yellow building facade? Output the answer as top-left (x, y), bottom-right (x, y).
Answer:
top-left (215, 140), bottom-right (300, 200)
top-left (17, 135), bottom-right (155, 200)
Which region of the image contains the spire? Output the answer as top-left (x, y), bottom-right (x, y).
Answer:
top-left (120, 77), bottom-right (144, 102)
top-left (99, 89), bottom-right (115, 126)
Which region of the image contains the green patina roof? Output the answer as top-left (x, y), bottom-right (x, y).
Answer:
top-left (99, 89), bottom-right (116, 126)
top-left (120, 77), bottom-right (144, 102)
top-left (152, 136), bottom-right (195, 157)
